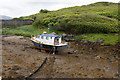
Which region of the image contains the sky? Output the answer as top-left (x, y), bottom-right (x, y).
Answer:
top-left (0, 0), bottom-right (119, 18)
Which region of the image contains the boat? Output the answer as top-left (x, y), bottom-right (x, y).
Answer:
top-left (31, 32), bottom-right (67, 54)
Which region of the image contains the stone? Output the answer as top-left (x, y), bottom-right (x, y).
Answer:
top-left (12, 66), bottom-right (21, 71)
top-left (68, 52), bottom-right (73, 54)
top-left (17, 75), bottom-right (25, 79)
top-left (75, 56), bottom-right (79, 58)
top-left (97, 39), bottom-right (104, 43)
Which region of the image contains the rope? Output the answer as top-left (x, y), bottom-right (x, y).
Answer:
top-left (25, 57), bottom-right (47, 80)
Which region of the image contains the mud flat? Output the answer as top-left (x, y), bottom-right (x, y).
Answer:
top-left (1, 35), bottom-right (119, 79)
top-left (2, 35), bottom-right (49, 78)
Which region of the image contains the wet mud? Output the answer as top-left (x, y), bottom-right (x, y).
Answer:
top-left (1, 35), bottom-right (119, 79)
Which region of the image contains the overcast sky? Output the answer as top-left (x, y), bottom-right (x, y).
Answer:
top-left (0, 0), bottom-right (119, 18)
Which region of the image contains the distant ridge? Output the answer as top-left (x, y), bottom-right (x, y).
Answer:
top-left (0, 15), bottom-right (12, 20)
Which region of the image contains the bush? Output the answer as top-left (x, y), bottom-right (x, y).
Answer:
top-left (39, 9), bottom-right (49, 13)
top-left (31, 2), bottom-right (119, 34)
top-left (54, 14), bottom-right (119, 34)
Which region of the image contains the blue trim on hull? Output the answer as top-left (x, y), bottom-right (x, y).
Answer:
top-left (32, 41), bottom-right (67, 51)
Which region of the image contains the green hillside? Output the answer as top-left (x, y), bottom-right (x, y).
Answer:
top-left (2, 2), bottom-right (119, 45)
top-left (22, 2), bottom-right (119, 34)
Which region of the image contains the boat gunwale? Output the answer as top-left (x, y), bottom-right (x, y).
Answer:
top-left (31, 39), bottom-right (67, 47)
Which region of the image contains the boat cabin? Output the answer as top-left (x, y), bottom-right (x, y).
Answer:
top-left (35, 33), bottom-right (62, 45)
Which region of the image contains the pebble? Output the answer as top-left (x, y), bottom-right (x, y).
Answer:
top-left (17, 75), bottom-right (25, 79)
top-left (14, 72), bottom-right (18, 74)
top-left (97, 39), bottom-right (104, 43)
top-left (12, 66), bottom-right (21, 71)
top-left (0, 72), bottom-right (5, 76)
top-left (68, 52), bottom-right (73, 54)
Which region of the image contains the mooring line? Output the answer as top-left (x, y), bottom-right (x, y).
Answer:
top-left (25, 57), bottom-right (47, 80)
top-left (25, 47), bottom-right (56, 79)
top-left (47, 55), bottom-right (56, 78)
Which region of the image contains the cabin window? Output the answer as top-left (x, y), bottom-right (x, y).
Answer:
top-left (41, 36), bottom-right (44, 39)
top-left (57, 39), bottom-right (59, 41)
top-left (46, 36), bottom-right (49, 40)
top-left (38, 35), bottom-right (40, 38)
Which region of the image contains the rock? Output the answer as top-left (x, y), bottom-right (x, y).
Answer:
top-left (62, 33), bottom-right (67, 37)
top-left (97, 39), bottom-right (104, 43)
top-left (95, 56), bottom-right (101, 60)
top-left (73, 50), bottom-right (77, 53)
top-left (0, 72), bottom-right (5, 76)
top-left (14, 72), bottom-right (18, 74)
top-left (78, 73), bottom-right (81, 75)
top-left (115, 73), bottom-right (120, 77)
top-left (75, 56), bottom-right (79, 58)
top-left (12, 66), bottom-right (21, 71)
top-left (68, 52), bottom-right (73, 54)
top-left (8, 68), bottom-right (11, 70)
top-left (89, 41), bottom-right (95, 44)
top-left (17, 75), bottom-right (25, 79)
top-left (74, 38), bottom-right (79, 40)
top-left (84, 74), bottom-right (87, 76)
top-left (82, 40), bottom-right (89, 43)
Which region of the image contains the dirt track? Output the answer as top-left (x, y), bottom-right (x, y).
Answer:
top-left (1, 35), bottom-right (119, 79)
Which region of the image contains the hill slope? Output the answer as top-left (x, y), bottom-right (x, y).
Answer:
top-left (18, 2), bottom-right (119, 34)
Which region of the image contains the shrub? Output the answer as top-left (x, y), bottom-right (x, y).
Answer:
top-left (31, 2), bottom-right (119, 34)
top-left (39, 9), bottom-right (49, 13)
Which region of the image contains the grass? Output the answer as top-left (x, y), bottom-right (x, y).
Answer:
top-left (29, 2), bottom-right (119, 34)
top-left (2, 25), bottom-right (119, 45)
top-left (2, 25), bottom-right (64, 37)
top-left (2, 25), bottom-right (41, 37)
top-left (0, 29), bottom-right (2, 34)
top-left (74, 33), bottom-right (119, 45)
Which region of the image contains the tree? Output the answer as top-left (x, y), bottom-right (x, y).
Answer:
top-left (39, 9), bottom-right (49, 13)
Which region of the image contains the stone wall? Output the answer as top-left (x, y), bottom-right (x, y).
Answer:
top-left (1, 20), bottom-right (33, 27)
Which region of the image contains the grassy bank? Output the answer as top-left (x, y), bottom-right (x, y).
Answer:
top-left (74, 33), bottom-right (119, 45)
top-left (2, 25), bottom-right (45, 37)
top-left (2, 25), bottom-right (119, 45)
top-left (2, 25), bottom-right (63, 37)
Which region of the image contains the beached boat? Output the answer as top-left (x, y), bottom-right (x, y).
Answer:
top-left (31, 32), bottom-right (67, 54)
